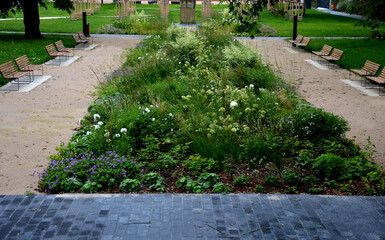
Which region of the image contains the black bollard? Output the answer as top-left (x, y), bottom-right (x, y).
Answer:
top-left (292, 15), bottom-right (298, 47)
top-left (82, 12), bottom-right (88, 36)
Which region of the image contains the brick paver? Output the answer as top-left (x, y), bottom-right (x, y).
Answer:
top-left (1, 194), bottom-right (384, 239)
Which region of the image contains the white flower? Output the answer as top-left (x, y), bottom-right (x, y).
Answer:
top-left (94, 125), bottom-right (100, 130)
top-left (169, 113), bottom-right (173, 117)
top-left (104, 132), bottom-right (110, 137)
top-left (230, 101), bottom-right (238, 108)
top-left (115, 134), bottom-right (121, 138)
top-left (93, 114), bottom-right (101, 121)
top-left (231, 128), bottom-right (237, 132)
top-left (120, 128), bottom-right (127, 133)
top-left (152, 118), bottom-right (155, 121)
top-left (145, 108), bottom-right (150, 113)
top-left (97, 121), bottom-right (104, 126)
top-left (86, 131), bottom-right (92, 135)
top-left (249, 84), bottom-right (254, 88)
top-left (275, 102), bottom-right (279, 105)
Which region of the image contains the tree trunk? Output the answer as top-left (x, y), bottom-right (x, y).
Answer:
top-left (22, 0), bottom-right (43, 38)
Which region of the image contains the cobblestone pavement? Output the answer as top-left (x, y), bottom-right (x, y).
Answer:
top-left (1, 194), bottom-right (384, 240)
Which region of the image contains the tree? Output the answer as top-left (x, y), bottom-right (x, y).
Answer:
top-left (0, 0), bottom-right (73, 39)
top-left (224, 0), bottom-right (278, 37)
top-left (349, 0), bottom-right (385, 30)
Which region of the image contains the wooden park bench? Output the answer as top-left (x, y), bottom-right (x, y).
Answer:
top-left (0, 61), bottom-right (31, 91)
top-left (45, 43), bottom-right (68, 65)
top-left (78, 31), bottom-right (93, 44)
top-left (54, 40), bottom-right (74, 57)
top-left (288, 34), bottom-right (303, 46)
top-left (72, 33), bottom-right (88, 45)
top-left (311, 44), bottom-right (333, 62)
top-left (320, 48), bottom-right (344, 68)
top-left (14, 55), bottom-right (43, 80)
top-left (365, 67), bottom-right (385, 95)
top-left (294, 37), bottom-right (311, 47)
top-left (349, 60), bottom-right (381, 86)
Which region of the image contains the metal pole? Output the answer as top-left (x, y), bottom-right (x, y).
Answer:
top-left (82, 12), bottom-right (87, 36)
top-left (292, 15), bottom-right (297, 46)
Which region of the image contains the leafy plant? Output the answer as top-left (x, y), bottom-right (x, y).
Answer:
top-left (80, 181), bottom-right (102, 193)
top-left (255, 185), bottom-right (266, 193)
top-left (182, 155), bottom-right (217, 175)
top-left (143, 173), bottom-right (167, 192)
top-left (119, 179), bottom-right (142, 192)
top-left (312, 153), bottom-right (346, 180)
top-left (264, 175), bottom-right (280, 188)
top-left (302, 176), bottom-right (318, 185)
top-left (197, 173), bottom-right (220, 189)
top-left (283, 171), bottom-right (300, 186)
top-left (233, 175), bottom-right (249, 186)
top-left (309, 187), bottom-right (323, 194)
top-left (212, 182), bottom-right (232, 193)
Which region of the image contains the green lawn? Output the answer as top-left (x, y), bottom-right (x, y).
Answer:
top-left (303, 38), bottom-right (385, 71)
top-left (258, 10), bottom-right (385, 37)
top-left (0, 33), bottom-right (76, 86)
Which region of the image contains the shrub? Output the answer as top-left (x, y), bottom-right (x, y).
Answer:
top-left (182, 155), bottom-right (217, 175)
top-left (301, 176), bottom-right (318, 185)
top-left (281, 105), bottom-right (349, 142)
top-left (283, 171), bottom-right (301, 186)
top-left (264, 175), bottom-right (280, 188)
top-left (143, 173), bottom-right (167, 192)
top-left (212, 182), bottom-right (232, 193)
top-left (233, 175), bottom-right (249, 186)
top-left (197, 173), bottom-right (220, 189)
top-left (255, 185), bottom-right (266, 193)
top-left (309, 187), bottom-right (323, 194)
top-left (312, 153), bottom-right (346, 180)
top-left (119, 179), bottom-right (142, 192)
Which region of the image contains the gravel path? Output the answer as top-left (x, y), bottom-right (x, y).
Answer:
top-left (0, 37), bottom-right (142, 195)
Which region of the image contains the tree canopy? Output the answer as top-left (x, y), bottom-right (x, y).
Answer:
top-left (349, 0), bottom-right (385, 30)
top-left (0, 0), bottom-right (73, 38)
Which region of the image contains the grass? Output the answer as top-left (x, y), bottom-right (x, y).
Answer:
top-left (303, 38), bottom-right (385, 70)
top-left (0, 3), bottom-right (228, 34)
top-left (258, 9), bottom-right (385, 37)
top-left (0, 33), bottom-right (76, 86)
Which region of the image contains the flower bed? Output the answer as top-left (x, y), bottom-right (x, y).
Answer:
top-left (37, 22), bottom-right (385, 195)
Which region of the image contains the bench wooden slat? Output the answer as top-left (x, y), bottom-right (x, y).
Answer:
top-left (295, 37), bottom-right (310, 47)
top-left (45, 44), bottom-right (67, 57)
top-left (322, 48), bottom-right (344, 61)
top-left (288, 34), bottom-right (303, 44)
top-left (0, 61), bottom-right (29, 80)
top-left (312, 44), bottom-right (333, 57)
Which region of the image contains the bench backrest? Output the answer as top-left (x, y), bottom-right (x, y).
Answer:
top-left (379, 67), bottom-right (385, 79)
top-left (362, 60), bottom-right (380, 75)
top-left (295, 35), bottom-right (304, 42)
top-left (330, 49), bottom-right (344, 60)
top-left (45, 44), bottom-right (58, 56)
top-left (0, 61), bottom-right (16, 78)
top-left (321, 45), bottom-right (333, 55)
top-left (300, 37), bottom-right (311, 46)
top-left (54, 40), bottom-right (65, 51)
top-left (15, 55), bottom-right (31, 70)
top-left (78, 31), bottom-right (87, 40)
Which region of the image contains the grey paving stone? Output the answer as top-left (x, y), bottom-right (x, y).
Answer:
top-left (0, 194), bottom-right (384, 239)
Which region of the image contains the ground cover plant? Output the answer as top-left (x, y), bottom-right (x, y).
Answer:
top-left (0, 33), bottom-right (75, 86)
top-left (36, 23), bottom-right (385, 195)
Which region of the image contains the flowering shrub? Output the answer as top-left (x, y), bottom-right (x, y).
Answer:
top-left (36, 151), bottom-right (141, 193)
top-left (98, 25), bottom-right (126, 34)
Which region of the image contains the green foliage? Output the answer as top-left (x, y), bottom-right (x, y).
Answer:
top-left (349, 0), bottom-right (385, 30)
top-left (143, 173), bottom-right (167, 192)
top-left (197, 173), bottom-right (220, 189)
top-left (80, 181), bottom-right (102, 193)
top-left (212, 183), bottom-right (232, 193)
top-left (255, 185), bottom-right (266, 193)
top-left (323, 180), bottom-right (338, 189)
top-left (301, 176), bottom-right (318, 185)
top-left (309, 187), bottom-right (323, 194)
top-left (119, 179), bottom-right (142, 192)
top-left (264, 175), bottom-right (280, 188)
top-left (312, 154), bottom-right (346, 180)
top-left (233, 175), bottom-right (249, 186)
top-left (176, 176), bottom-right (194, 188)
top-left (182, 155), bottom-right (217, 175)
top-left (283, 171), bottom-right (300, 186)
top-left (222, 43), bottom-right (258, 67)
top-left (281, 105), bottom-right (349, 142)
top-left (286, 186), bottom-right (297, 193)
